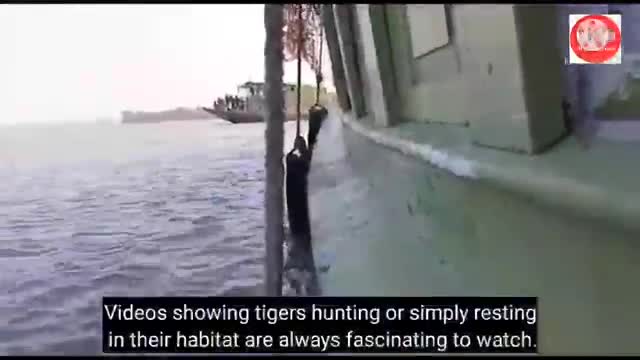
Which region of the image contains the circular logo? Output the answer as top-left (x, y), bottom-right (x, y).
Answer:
top-left (570, 14), bottom-right (621, 64)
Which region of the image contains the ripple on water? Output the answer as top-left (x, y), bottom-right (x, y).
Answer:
top-left (23, 283), bottom-right (93, 308)
top-left (7, 308), bottom-right (57, 327)
top-left (90, 272), bottom-right (149, 292)
top-left (175, 261), bottom-right (210, 271)
top-left (117, 262), bottom-right (166, 278)
top-left (45, 335), bottom-right (102, 356)
top-left (0, 121), bottom-right (269, 355)
top-left (192, 214), bottom-right (219, 225)
top-left (0, 247), bottom-right (57, 258)
top-left (7, 279), bottom-right (51, 296)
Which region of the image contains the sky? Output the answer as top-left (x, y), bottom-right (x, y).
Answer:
top-left (0, 4), bottom-right (332, 124)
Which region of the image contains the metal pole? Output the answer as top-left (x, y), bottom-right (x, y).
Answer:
top-left (263, 4), bottom-right (285, 296)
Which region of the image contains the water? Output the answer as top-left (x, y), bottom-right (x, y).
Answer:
top-left (0, 119), bottom-right (304, 355)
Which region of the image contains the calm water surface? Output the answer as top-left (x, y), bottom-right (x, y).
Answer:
top-left (0, 119), bottom-right (304, 355)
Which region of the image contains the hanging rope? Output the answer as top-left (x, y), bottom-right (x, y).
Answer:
top-left (296, 4), bottom-right (303, 138)
top-left (307, 5), bottom-right (328, 155)
top-left (281, 4), bottom-right (322, 296)
top-left (315, 28), bottom-right (324, 104)
top-left (314, 4), bottom-right (324, 105)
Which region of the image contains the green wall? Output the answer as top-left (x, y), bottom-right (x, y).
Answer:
top-left (309, 115), bottom-right (640, 355)
top-left (312, 4), bottom-right (640, 355)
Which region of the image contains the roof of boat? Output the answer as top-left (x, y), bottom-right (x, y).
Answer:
top-left (238, 81), bottom-right (297, 89)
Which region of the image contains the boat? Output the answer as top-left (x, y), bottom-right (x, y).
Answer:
top-left (295, 4), bottom-right (640, 355)
top-left (200, 106), bottom-right (264, 124)
top-left (203, 81), bottom-right (333, 124)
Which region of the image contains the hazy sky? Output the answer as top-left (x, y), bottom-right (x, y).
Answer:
top-left (0, 4), bottom-right (331, 124)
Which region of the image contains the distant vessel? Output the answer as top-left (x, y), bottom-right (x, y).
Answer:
top-left (121, 107), bottom-right (215, 124)
top-left (203, 81), bottom-right (332, 124)
top-left (200, 107), bottom-right (264, 124)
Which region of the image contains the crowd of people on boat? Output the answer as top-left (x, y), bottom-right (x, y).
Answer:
top-left (214, 95), bottom-right (247, 112)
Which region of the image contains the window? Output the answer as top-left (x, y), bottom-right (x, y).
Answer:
top-left (406, 5), bottom-right (450, 58)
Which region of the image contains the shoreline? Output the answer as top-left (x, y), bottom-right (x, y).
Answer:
top-left (120, 107), bottom-right (216, 124)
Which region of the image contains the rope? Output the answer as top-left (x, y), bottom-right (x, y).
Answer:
top-left (282, 4), bottom-right (324, 296)
top-left (295, 4), bottom-right (303, 138)
top-left (315, 26), bottom-right (324, 105)
top-left (307, 5), bottom-right (328, 155)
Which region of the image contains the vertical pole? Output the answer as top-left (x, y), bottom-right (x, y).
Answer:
top-left (264, 4), bottom-right (285, 296)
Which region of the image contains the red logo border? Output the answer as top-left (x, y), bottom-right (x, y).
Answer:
top-left (570, 14), bottom-right (621, 64)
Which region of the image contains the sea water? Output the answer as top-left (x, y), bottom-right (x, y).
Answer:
top-left (0, 118), bottom-right (305, 355)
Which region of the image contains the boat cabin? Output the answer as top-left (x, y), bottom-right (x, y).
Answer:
top-left (236, 81), bottom-right (304, 98)
top-left (237, 81), bottom-right (265, 98)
